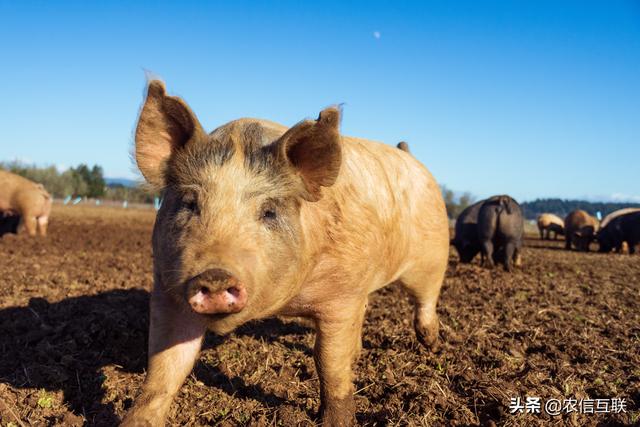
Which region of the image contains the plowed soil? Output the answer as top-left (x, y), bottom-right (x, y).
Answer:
top-left (1, 205), bottom-right (638, 426)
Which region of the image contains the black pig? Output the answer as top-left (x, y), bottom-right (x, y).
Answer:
top-left (477, 195), bottom-right (524, 271)
top-left (598, 210), bottom-right (640, 254)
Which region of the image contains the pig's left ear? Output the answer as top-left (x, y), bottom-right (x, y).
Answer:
top-left (135, 80), bottom-right (206, 188)
top-left (278, 107), bottom-right (342, 202)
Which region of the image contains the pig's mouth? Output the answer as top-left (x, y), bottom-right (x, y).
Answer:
top-left (185, 269), bottom-right (248, 315)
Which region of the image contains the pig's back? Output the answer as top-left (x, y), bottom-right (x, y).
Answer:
top-left (313, 136), bottom-right (449, 290)
top-left (0, 170), bottom-right (49, 213)
top-left (0, 170), bottom-right (26, 210)
top-left (339, 136), bottom-right (445, 227)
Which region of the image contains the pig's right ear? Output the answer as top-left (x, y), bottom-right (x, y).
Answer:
top-left (135, 80), bottom-right (205, 188)
top-left (278, 107), bottom-right (342, 202)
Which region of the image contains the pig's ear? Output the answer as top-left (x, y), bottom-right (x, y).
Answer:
top-left (278, 107), bottom-right (342, 202)
top-left (135, 80), bottom-right (205, 188)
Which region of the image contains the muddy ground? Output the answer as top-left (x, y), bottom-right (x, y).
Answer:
top-left (0, 205), bottom-right (638, 426)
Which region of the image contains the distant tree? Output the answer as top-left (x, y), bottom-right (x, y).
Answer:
top-left (64, 164), bottom-right (105, 197)
top-left (441, 185), bottom-right (476, 218)
top-left (72, 164), bottom-right (91, 197)
top-left (89, 165), bottom-right (106, 197)
top-left (442, 186), bottom-right (455, 217)
top-left (458, 192), bottom-right (473, 212)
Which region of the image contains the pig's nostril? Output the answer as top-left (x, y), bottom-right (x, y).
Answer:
top-left (226, 287), bottom-right (240, 297)
top-left (199, 286), bottom-right (210, 295)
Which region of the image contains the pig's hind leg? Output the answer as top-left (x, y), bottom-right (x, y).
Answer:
top-left (503, 240), bottom-right (518, 271)
top-left (37, 216), bottom-right (48, 237)
top-left (399, 264), bottom-right (446, 352)
top-left (480, 240), bottom-right (495, 268)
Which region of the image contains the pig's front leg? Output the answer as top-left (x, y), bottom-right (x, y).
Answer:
top-left (314, 302), bottom-right (366, 426)
top-left (122, 291), bottom-right (206, 426)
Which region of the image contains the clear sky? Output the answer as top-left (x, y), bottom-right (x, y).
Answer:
top-left (1, 1), bottom-right (638, 202)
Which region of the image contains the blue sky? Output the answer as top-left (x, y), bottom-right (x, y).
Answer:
top-left (0, 1), bottom-right (638, 202)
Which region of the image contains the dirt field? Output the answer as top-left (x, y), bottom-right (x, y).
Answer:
top-left (1, 205), bottom-right (638, 426)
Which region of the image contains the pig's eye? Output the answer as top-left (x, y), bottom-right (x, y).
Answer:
top-left (186, 201), bottom-right (199, 214)
top-left (262, 208), bottom-right (277, 221)
top-left (182, 194), bottom-right (200, 215)
top-left (260, 204), bottom-right (278, 224)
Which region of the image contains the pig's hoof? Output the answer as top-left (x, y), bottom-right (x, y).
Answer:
top-left (415, 321), bottom-right (440, 352)
top-left (120, 417), bottom-right (154, 427)
top-left (120, 410), bottom-right (156, 427)
top-left (319, 396), bottom-right (356, 426)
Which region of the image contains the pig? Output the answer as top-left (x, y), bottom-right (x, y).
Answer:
top-left (0, 212), bottom-right (21, 237)
top-left (564, 209), bottom-right (599, 251)
top-left (451, 199), bottom-right (484, 263)
top-left (122, 81), bottom-right (450, 426)
top-left (598, 210), bottom-right (640, 254)
top-left (598, 208), bottom-right (640, 253)
top-left (536, 213), bottom-right (564, 240)
top-left (0, 170), bottom-right (52, 236)
top-left (477, 195), bottom-right (524, 271)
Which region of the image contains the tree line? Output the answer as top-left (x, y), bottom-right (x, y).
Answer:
top-left (440, 189), bottom-right (640, 220)
top-left (521, 198), bottom-right (640, 220)
top-left (0, 161), bottom-right (156, 203)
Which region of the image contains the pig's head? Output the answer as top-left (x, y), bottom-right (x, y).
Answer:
top-left (596, 226), bottom-right (621, 253)
top-left (597, 231), bottom-right (613, 253)
top-left (453, 239), bottom-right (480, 263)
top-left (135, 80), bottom-right (342, 334)
top-left (452, 224), bottom-right (480, 263)
top-left (573, 226), bottom-right (596, 251)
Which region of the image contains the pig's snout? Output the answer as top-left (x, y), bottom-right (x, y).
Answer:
top-left (186, 269), bottom-right (248, 315)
